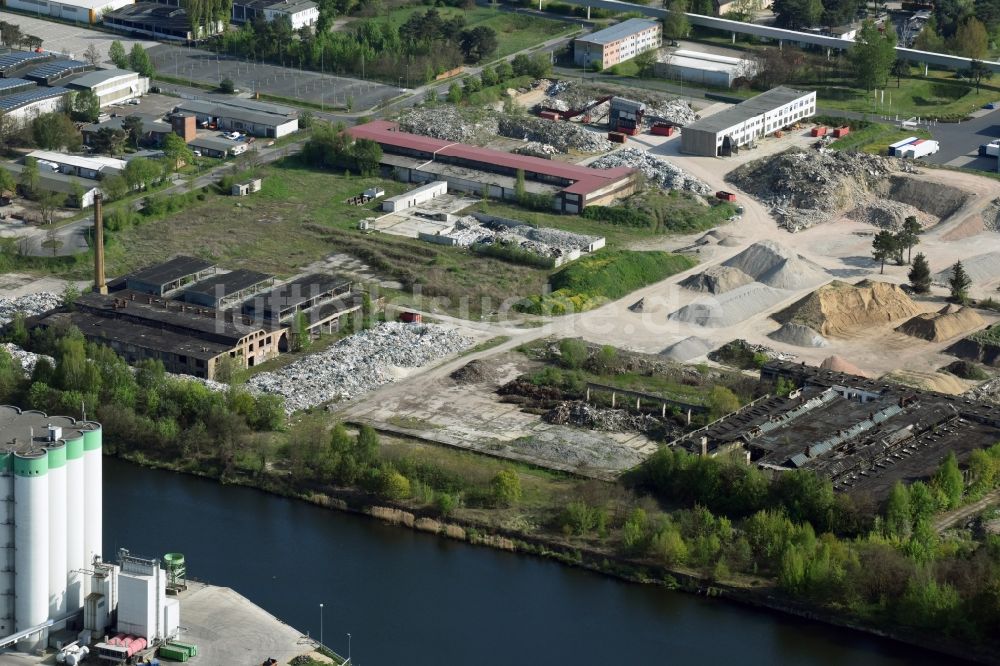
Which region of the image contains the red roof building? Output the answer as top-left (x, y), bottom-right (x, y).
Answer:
top-left (347, 120), bottom-right (636, 213)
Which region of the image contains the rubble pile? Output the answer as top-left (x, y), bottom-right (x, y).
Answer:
top-left (645, 98), bottom-right (698, 127)
top-left (543, 400), bottom-right (661, 432)
top-left (544, 80), bottom-right (697, 127)
top-left (512, 141), bottom-right (559, 158)
top-left (397, 106), bottom-right (499, 144)
top-left (727, 149), bottom-right (898, 231)
top-left (497, 115), bottom-right (613, 153)
top-left (982, 198), bottom-right (1000, 232)
top-left (846, 200), bottom-right (935, 229)
top-left (450, 359), bottom-right (500, 385)
top-left (1, 343), bottom-right (52, 376)
top-left (248, 323), bottom-right (473, 413)
top-left (708, 339), bottom-right (796, 368)
top-left (442, 216), bottom-right (600, 259)
top-left (590, 148), bottom-right (712, 194)
top-left (0, 292), bottom-right (62, 326)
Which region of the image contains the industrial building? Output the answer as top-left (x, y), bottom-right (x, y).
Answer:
top-left (671, 361), bottom-right (1000, 501)
top-left (23, 59), bottom-right (92, 86)
top-left (347, 120), bottom-right (637, 213)
top-left (187, 134), bottom-right (248, 158)
top-left (102, 3), bottom-right (225, 40)
top-left (0, 51), bottom-right (51, 78)
top-left (82, 113), bottom-right (172, 148)
top-left (172, 98), bottom-right (299, 138)
top-left (0, 86), bottom-right (71, 127)
top-left (382, 181), bottom-right (447, 212)
top-left (2, 0), bottom-right (133, 23)
top-left (680, 86), bottom-right (816, 156)
top-left (573, 18), bottom-right (662, 69)
top-left (654, 49), bottom-right (749, 88)
top-left (1, 162), bottom-right (101, 207)
top-left (65, 68), bottom-right (150, 106)
top-left (28, 150), bottom-right (126, 180)
top-left (231, 0), bottom-right (319, 28)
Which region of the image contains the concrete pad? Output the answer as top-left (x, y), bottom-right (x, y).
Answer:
top-left (0, 11), bottom-right (156, 61)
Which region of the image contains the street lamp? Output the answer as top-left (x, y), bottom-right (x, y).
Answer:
top-left (319, 603), bottom-right (324, 648)
top-left (347, 633), bottom-right (351, 663)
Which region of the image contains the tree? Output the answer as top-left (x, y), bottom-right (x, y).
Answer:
top-left (947, 260), bottom-right (972, 304)
top-left (708, 386), bottom-right (741, 420)
top-left (884, 481), bottom-right (912, 539)
top-left (965, 59), bottom-right (992, 93)
top-left (100, 174), bottom-right (129, 201)
top-left (219, 77), bottom-right (235, 94)
top-left (932, 452), bottom-right (964, 509)
top-left (872, 230), bottom-right (898, 274)
top-left (913, 16), bottom-right (945, 53)
top-left (162, 133), bottom-right (194, 167)
top-left (128, 44), bottom-right (155, 78)
top-left (725, 0), bottom-right (763, 21)
top-left (951, 17), bottom-right (988, 59)
top-left (663, 0), bottom-right (691, 39)
top-left (0, 22), bottom-right (23, 49)
top-left (37, 188), bottom-right (64, 225)
top-left (447, 82), bottom-right (463, 104)
top-left (72, 90), bottom-right (101, 123)
top-left (32, 112), bottom-right (81, 150)
top-left (292, 310), bottom-right (311, 351)
top-left (773, 0), bottom-right (822, 28)
top-left (897, 215), bottom-right (921, 264)
top-left (480, 66), bottom-right (498, 88)
top-left (19, 157), bottom-right (39, 200)
top-left (121, 115), bottom-right (144, 149)
top-left (381, 469), bottom-right (411, 500)
top-left (83, 43), bottom-right (102, 67)
top-left (458, 26), bottom-right (498, 63)
top-left (850, 20), bottom-right (896, 91)
top-left (633, 49), bottom-right (657, 78)
top-left (0, 168), bottom-right (14, 197)
top-left (891, 58), bottom-right (910, 87)
top-left (558, 338), bottom-right (588, 369)
top-left (490, 468), bottom-right (522, 507)
top-left (908, 253), bottom-right (932, 293)
top-left (123, 158), bottom-right (160, 191)
top-left (109, 40), bottom-right (128, 69)
top-left (496, 59), bottom-right (514, 81)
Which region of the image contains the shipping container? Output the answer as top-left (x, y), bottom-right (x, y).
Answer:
top-left (832, 126), bottom-right (850, 138)
top-left (979, 141), bottom-right (1000, 157)
top-left (158, 645), bottom-right (189, 662)
top-left (650, 123), bottom-right (675, 136)
top-left (608, 132), bottom-right (627, 143)
top-left (538, 111), bottom-right (560, 121)
top-left (168, 641), bottom-right (198, 656)
top-left (898, 139), bottom-right (939, 159)
top-left (810, 126), bottom-right (827, 137)
top-left (715, 191), bottom-right (737, 202)
top-left (399, 311), bottom-right (422, 323)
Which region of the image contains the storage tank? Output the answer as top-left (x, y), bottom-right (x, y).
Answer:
top-left (46, 440), bottom-right (68, 620)
top-left (0, 452), bottom-right (13, 637)
top-left (65, 435), bottom-right (85, 612)
top-left (83, 425), bottom-right (103, 570)
top-left (14, 448), bottom-right (49, 652)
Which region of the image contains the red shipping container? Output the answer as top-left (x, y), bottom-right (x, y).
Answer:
top-left (651, 124), bottom-right (675, 136)
top-left (715, 191), bottom-right (737, 202)
top-left (832, 126), bottom-right (850, 138)
top-left (399, 311), bottom-right (422, 323)
top-left (608, 132), bottom-right (627, 143)
top-left (811, 126), bottom-right (827, 137)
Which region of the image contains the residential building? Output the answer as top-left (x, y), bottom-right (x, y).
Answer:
top-left (65, 68), bottom-right (150, 106)
top-left (573, 19), bottom-right (661, 69)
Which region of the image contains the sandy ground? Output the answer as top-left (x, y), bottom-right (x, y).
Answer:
top-left (0, 273), bottom-right (86, 299)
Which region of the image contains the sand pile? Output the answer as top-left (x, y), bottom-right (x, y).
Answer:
top-left (845, 201), bottom-right (936, 229)
top-left (668, 282), bottom-right (787, 327)
top-left (661, 336), bottom-right (713, 362)
top-left (769, 322), bottom-right (830, 348)
top-left (933, 252), bottom-right (1000, 286)
top-left (820, 355), bottom-right (870, 377)
top-left (773, 280), bottom-right (922, 338)
top-left (695, 230), bottom-right (740, 247)
top-left (722, 240), bottom-right (829, 290)
top-left (884, 369), bottom-right (967, 394)
top-left (895, 304), bottom-right (986, 342)
top-left (679, 265), bottom-right (754, 294)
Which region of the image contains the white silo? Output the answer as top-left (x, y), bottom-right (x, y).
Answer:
top-left (46, 436), bottom-right (68, 620)
top-left (13, 448), bottom-right (49, 652)
top-left (65, 434), bottom-right (86, 613)
top-left (0, 452), bottom-right (13, 638)
top-left (83, 425), bottom-right (103, 569)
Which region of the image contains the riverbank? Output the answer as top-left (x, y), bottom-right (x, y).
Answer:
top-left (115, 451), bottom-right (995, 666)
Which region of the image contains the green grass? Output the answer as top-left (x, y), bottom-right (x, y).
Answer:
top-left (827, 122), bottom-right (933, 154)
top-left (469, 201), bottom-right (654, 248)
top-left (971, 326), bottom-right (1000, 344)
top-left (517, 250), bottom-right (697, 315)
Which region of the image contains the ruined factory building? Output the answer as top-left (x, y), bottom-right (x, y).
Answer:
top-left (680, 87), bottom-right (816, 157)
top-left (347, 120), bottom-right (637, 213)
top-left (672, 361), bottom-right (1000, 501)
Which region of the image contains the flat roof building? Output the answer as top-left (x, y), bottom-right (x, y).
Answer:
top-left (242, 273), bottom-right (358, 333)
top-left (680, 86), bottom-right (816, 156)
top-left (82, 113), bottom-right (172, 148)
top-left (232, 0), bottom-right (319, 28)
top-left (0, 78), bottom-right (40, 98)
top-left (187, 135), bottom-right (248, 158)
top-left (172, 98), bottom-right (299, 138)
top-left (1, 162), bottom-right (101, 208)
top-left (574, 18), bottom-right (662, 69)
top-left (0, 51), bottom-right (52, 78)
top-left (66, 68), bottom-right (150, 106)
top-left (126, 256), bottom-right (217, 296)
top-left (0, 87), bottom-right (71, 127)
top-left (4, 0), bottom-right (134, 23)
top-left (654, 49), bottom-right (749, 88)
top-left (23, 59), bottom-right (91, 85)
top-left (28, 150), bottom-right (126, 180)
top-left (347, 120), bottom-right (636, 213)
top-left (181, 269), bottom-right (274, 309)
top-left (102, 3), bottom-right (224, 41)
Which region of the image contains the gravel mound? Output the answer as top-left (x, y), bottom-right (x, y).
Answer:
top-left (450, 359), bottom-right (499, 385)
top-left (722, 240), bottom-right (829, 290)
top-left (773, 280), bottom-right (921, 337)
top-left (884, 369), bottom-right (967, 394)
top-left (397, 106), bottom-right (499, 144)
top-left (497, 115), bottom-right (612, 153)
top-left (981, 197), bottom-right (1000, 232)
top-left (820, 354), bottom-right (870, 377)
top-left (846, 200), bottom-right (936, 229)
top-left (0, 292), bottom-right (62, 326)
top-left (727, 148), bottom-right (898, 231)
top-left (768, 322), bottom-right (830, 348)
top-left (680, 265), bottom-right (754, 294)
top-left (896, 305), bottom-right (986, 342)
top-left (933, 252), bottom-right (1000, 286)
top-left (668, 282), bottom-right (788, 328)
top-left (248, 323), bottom-right (473, 413)
top-left (942, 360), bottom-right (991, 381)
top-left (661, 336), bottom-right (713, 361)
top-left (590, 148), bottom-right (712, 194)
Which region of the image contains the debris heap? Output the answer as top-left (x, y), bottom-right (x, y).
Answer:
top-left (441, 216), bottom-right (601, 259)
top-left (497, 115), bottom-right (612, 153)
top-left (0, 292), bottom-right (62, 326)
top-left (590, 148), bottom-right (712, 194)
top-left (397, 106), bottom-right (500, 144)
top-left (1, 343), bottom-right (52, 375)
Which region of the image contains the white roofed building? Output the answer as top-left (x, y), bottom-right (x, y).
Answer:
top-left (3, 0), bottom-right (134, 23)
top-left (65, 68), bottom-right (150, 107)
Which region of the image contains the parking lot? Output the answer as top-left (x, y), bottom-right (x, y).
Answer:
top-left (0, 10), bottom-right (155, 61)
top-left (919, 107), bottom-right (1000, 171)
top-left (148, 44), bottom-right (398, 111)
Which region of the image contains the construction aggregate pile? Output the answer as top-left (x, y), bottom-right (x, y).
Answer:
top-left (727, 149), bottom-right (898, 231)
top-left (883, 369), bottom-right (967, 394)
top-left (695, 229), bottom-right (741, 247)
top-left (442, 216), bottom-right (600, 258)
top-left (450, 359), bottom-right (500, 385)
top-left (0, 292), bottom-right (62, 326)
top-left (722, 240), bottom-right (829, 290)
top-left (933, 251), bottom-right (1000, 286)
top-left (981, 198), bottom-right (1000, 232)
top-left (397, 106), bottom-right (499, 144)
top-left (668, 282), bottom-right (787, 328)
top-left (543, 80), bottom-right (698, 126)
top-left (942, 360), bottom-right (991, 381)
top-left (497, 114), bottom-right (612, 153)
top-left (679, 265), bottom-right (754, 294)
top-left (708, 339), bottom-right (793, 368)
top-left (895, 304), bottom-right (986, 342)
top-left (820, 354), bottom-right (870, 377)
top-left (846, 200), bottom-right (935, 229)
top-left (661, 336), bottom-right (713, 362)
top-left (769, 322), bottom-right (830, 348)
top-left (543, 400), bottom-right (661, 433)
top-left (248, 323), bottom-right (473, 413)
top-left (512, 141), bottom-right (558, 158)
top-left (590, 148), bottom-right (712, 194)
top-left (773, 280), bottom-right (921, 338)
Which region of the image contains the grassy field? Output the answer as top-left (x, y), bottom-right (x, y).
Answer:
top-left (808, 73), bottom-right (998, 120)
top-left (828, 122), bottom-right (933, 153)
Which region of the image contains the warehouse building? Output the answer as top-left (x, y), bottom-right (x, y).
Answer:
top-left (102, 3), bottom-right (224, 40)
top-left (82, 113), bottom-right (172, 148)
top-left (0, 51), bottom-right (52, 78)
top-left (231, 0), bottom-right (319, 28)
top-left (242, 273), bottom-right (359, 334)
top-left (187, 135), bottom-right (248, 158)
top-left (347, 120), bottom-right (636, 213)
top-left (382, 181), bottom-right (447, 212)
top-left (654, 49), bottom-right (749, 88)
top-left (172, 98), bottom-right (299, 138)
top-left (66, 68), bottom-right (150, 106)
top-left (3, 0), bottom-right (133, 23)
top-left (680, 86), bottom-right (816, 156)
top-left (573, 18), bottom-right (662, 69)
top-left (28, 149), bottom-right (126, 180)
top-left (23, 59), bottom-right (91, 85)
top-left (1, 162), bottom-right (102, 207)
top-left (0, 86), bottom-right (71, 127)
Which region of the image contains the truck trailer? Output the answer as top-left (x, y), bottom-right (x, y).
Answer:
top-left (897, 139), bottom-right (939, 159)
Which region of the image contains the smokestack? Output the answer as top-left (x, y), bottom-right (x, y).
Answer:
top-left (93, 192), bottom-right (107, 295)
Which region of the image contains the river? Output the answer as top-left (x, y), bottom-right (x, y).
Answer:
top-left (103, 458), bottom-right (945, 666)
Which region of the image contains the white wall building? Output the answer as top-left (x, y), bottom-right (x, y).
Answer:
top-left (66, 68), bottom-right (150, 107)
top-left (116, 553), bottom-right (179, 643)
top-left (28, 150), bottom-right (126, 180)
top-left (654, 49), bottom-right (749, 88)
top-left (680, 87), bottom-right (816, 157)
top-left (3, 0), bottom-right (133, 24)
top-left (0, 87), bottom-right (71, 128)
top-left (263, 0), bottom-right (319, 29)
top-left (573, 18), bottom-right (662, 69)
top-left (382, 181), bottom-right (447, 213)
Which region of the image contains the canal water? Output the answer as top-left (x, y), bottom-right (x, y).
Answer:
top-left (104, 458), bottom-right (946, 666)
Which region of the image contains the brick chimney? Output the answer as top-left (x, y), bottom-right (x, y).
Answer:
top-left (93, 192), bottom-right (107, 295)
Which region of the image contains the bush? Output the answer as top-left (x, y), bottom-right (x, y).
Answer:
top-left (219, 77), bottom-right (235, 94)
top-left (490, 469), bottom-right (522, 507)
top-left (558, 338), bottom-right (588, 369)
top-left (471, 241), bottom-right (554, 269)
top-left (582, 205), bottom-right (653, 228)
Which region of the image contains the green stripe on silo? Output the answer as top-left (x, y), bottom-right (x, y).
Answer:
top-left (46, 444), bottom-right (66, 469)
top-left (0, 452), bottom-right (10, 472)
top-left (65, 437), bottom-right (84, 460)
top-left (13, 452), bottom-right (47, 477)
top-left (83, 427), bottom-right (102, 451)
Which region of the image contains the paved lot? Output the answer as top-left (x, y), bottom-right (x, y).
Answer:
top-left (0, 10), bottom-right (155, 61)
top-left (921, 107), bottom-right (1000, 168)
top-left (148, 44), bottom-right (398, 111)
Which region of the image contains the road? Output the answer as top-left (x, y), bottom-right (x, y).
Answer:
top-left (933, 489), bottom-right (1000, 533)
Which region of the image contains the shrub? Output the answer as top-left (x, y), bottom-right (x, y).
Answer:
top-left (582, 205), bottom-right (653, 227)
